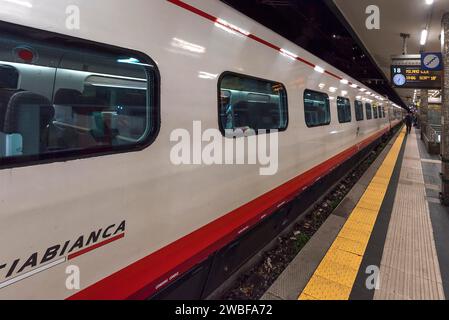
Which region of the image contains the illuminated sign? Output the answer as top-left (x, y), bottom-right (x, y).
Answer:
top-left (421, 52), bottom-right (443, 71)
top-left (391, 65), bottom-right (442, 89)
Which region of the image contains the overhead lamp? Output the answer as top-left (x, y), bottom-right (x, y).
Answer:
top-left (340, 79), bottom-right (349, 84)
top-left (425, 0), bottom-right (434, 5)
top-left (420, 29), bottom-right (428, 46)
top-left (442, 29), bottom-right (445, 47)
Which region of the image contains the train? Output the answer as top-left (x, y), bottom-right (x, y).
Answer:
top-left (0, 0), bottom-right (403, 299)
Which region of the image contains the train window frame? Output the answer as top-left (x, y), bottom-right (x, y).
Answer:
top-left (354, 100), bottom-right (364, 121)
top-left (0, 21), bottom-right (160, 170)
top-left (337, 96), bottom-right (352, 124)
top-left (365, 103), bottom-right (373, 120)
top-left (217, 71), bottom-right (289, 136)
top-left (303, 89), bottom-right (331, 128)
top-left (373, 105), bottom-right (379, 119)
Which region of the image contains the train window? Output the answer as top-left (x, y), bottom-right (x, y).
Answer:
top-left (355, 100), bottom-right (364, 121)
top-left (373, 106), bottom-right (379, 119)
top-left (218, 73), bottom-right (288, 135)
top-left (303, 90), bottom-right (331, 127)
top-left (365, 103), bottom-right (373, 120)
top-left (0, 65), bottom-right (18, 89)
top-left (0, 23), bottom-right (159, 167)
top-left (337, 97), bottom-right (351, 123)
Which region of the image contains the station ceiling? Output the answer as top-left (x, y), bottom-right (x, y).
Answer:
top-left (221, 0), bottom-right (446, 109)
top-left (333, 0), bottom-right (447, 107)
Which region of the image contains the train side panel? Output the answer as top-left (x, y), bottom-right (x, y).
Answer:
top-left (0, 0), bottom-right (394, 299)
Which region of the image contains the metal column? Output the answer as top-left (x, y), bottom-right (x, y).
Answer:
top-left (421, 90), bottom-right (429, 141)
top-left (440, 13), bottom-right (449, 205)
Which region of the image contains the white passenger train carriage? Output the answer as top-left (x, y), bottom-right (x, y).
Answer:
top-left (0, 0), bottom-right (403, 299)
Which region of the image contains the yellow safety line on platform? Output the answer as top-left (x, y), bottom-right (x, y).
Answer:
top-left (299, 127), bottom-right (406, 300)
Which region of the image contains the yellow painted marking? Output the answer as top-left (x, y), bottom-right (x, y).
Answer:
top-left (338, 225), bottom-right (372, 243)
top-left (347, 208), bottom-right (378, 226)
top-left (325, 248), bottom-right (363, 270)
top-left (299, 293), bottom-right (318, 300)
top-left (315, 258), bottom-right (358, 287)
top-left (332, 237), bottom-right (366, 256)
top-left (299, 128), bottom-right (406, 300)
top-left (300, 275), bottom-right (351, 300)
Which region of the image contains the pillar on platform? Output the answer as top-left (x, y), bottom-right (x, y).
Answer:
top-left (421, 90), bottom-right (429, 141)
top-left (440, 12), bottom-right (449, 205)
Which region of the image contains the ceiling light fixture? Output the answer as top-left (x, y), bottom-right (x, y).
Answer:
top-left (420, 29), bottom-right (428, 46)
top-left (442, 29), bottom-right (445, 48)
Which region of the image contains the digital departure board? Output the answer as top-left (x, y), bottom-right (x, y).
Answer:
top-left (391, 65), bottom-right (442, 89)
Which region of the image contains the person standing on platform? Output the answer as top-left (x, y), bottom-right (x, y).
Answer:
top-left (405, 112), bottom-right (412, 134)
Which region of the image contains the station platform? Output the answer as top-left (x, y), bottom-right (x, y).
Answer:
top-left (262, 127), bottom-right (449, 300)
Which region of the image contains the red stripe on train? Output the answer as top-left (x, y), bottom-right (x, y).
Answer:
top-left (167, 0), bottom-right (355, 84)
top-left (68, 233), bottom-right (125, 260)
top-left (68, 127), bottom-right (389, 300)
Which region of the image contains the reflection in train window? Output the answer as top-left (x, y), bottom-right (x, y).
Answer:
top-left (0, 65), bottom-right (18, 89)
top-left (304, 90), bottom-right (331, 127)
top-left (365, 103), bottom-right (373, 120)
top-left (219, 73), bottom-right (288, 135)
top-left (0, 24), bottom-right (158, 166)
top-left (373, 105), bottom-right (379, 119)
top-left (355, 100), bottom-right (364, 121)
top-left (337, 97), bottom-right (351, 123)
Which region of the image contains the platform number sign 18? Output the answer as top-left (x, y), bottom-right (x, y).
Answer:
top-left (392, 67), bottom-right (406, 87)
